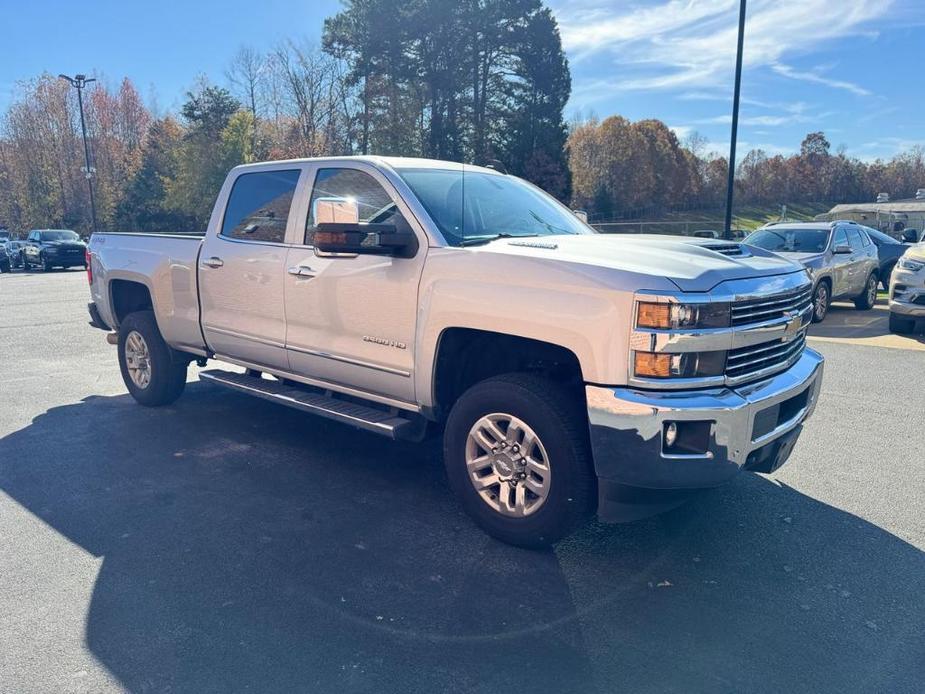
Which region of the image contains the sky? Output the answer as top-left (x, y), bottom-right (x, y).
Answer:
top-left (3, 0), bottom-right (924, 162)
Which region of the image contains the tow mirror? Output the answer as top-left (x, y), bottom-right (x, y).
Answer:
top-left (572, 209), bottom-right (589, 223)
top-left (901, 229), bottom-right (918, 243)
top-left (314, 221), bottom-right (417, 258)
top-left (833, 244), bottom-right (852, 254)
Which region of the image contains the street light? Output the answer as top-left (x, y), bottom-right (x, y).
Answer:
top-left (723, 0), bottom-right (747, 240)
top-left (59, 73), bottom-right (99, 235)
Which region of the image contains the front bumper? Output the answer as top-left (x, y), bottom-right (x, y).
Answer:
top-left (586, 349), bottom-right (823, 517)
top-left (889, 266), bottom-right (925, 317)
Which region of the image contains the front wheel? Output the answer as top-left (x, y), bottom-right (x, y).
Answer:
top-left (811, 282), bottom-right (830, 323)
top-left (854, 273), bottom-right (878, 310)
top-left (889, 312), bottom-right (915, 334)
top-left (443, 373), bottom-right (596, 548)
top-left (117, 310), bottom-right (188, 406)
top-left (42, 254), bottom-right (53, 272)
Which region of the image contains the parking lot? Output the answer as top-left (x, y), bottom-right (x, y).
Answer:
top-left (1, 269), bottom-right (923, 693)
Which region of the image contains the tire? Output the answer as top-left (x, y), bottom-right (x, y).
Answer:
top-left (854, 273), bottom-right (878, 310)
top-left (42, 254), bottom-right (53, 272)
top-left (811, 281), bottom-right (830, 323)
top-left (443, 373), bottom-right (596, 548)
top-left (880, 263), bottom-right (895, 290)
top-left (21, 256), bottom-right (29, 270)
top-left (889, 312), bottom-right (915, 335)
top-left (117, 310), bottom-right (188, 406)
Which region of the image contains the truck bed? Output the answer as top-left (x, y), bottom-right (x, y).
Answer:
top-left (88, 231), bottom-right (207, 355)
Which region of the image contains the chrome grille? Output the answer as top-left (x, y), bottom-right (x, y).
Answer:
top-left (726, 332), bottom-right (806, 383)
top-left (730, 285), bottom-right (813, 326)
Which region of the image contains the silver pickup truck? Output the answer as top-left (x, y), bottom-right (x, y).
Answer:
top-left (87, 156), bottom-right (824, 547)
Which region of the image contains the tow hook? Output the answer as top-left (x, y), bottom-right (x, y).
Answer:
top-left (105, 332), bottom-right (119, 346)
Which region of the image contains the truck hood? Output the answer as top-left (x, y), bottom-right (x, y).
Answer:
top-left (480, 234), bottom-right (804, 292)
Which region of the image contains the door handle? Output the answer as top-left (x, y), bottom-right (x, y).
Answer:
top-left (287, 265), bottom-right (315, 277)
top-left (202, 256), bottom-right (224, 268)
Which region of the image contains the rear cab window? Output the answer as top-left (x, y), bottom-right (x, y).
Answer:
top-left (221, 169), bottom-right (301, 244)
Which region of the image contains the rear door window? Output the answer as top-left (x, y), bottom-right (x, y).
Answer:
top-left (221, 169), bottom-right (301, 243)
top-left (847, 228), bottom-right (865, 251)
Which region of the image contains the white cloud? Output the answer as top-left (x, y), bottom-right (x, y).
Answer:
top-left (771, 63), bottom-right (871, 96)
top-left (556, 0), bottom-right (892, 96)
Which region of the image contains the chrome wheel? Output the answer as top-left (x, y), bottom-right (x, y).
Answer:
top-left (465, 413), bottom-right (551, 517)
top-left (814, 284), bottom-right (828, 321)
top-left (866, 276), bottom-right (877, 305)
top-left (124, 330), bottom-right (152, 389)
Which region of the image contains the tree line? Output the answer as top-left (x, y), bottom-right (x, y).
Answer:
top-left (0, 0), bottom-right (922, 235)
top-left (568, 118), bottom-right (925, 221)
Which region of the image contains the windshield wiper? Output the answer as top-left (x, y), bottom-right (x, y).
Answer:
top-left (458, 233), bottom-right (539, 247)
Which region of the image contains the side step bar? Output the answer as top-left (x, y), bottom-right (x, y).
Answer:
top-left (199, 369), bottom-right (426, 441)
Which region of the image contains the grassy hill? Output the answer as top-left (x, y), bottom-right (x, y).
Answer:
top-left (593, 203), bottom-right (833, 235)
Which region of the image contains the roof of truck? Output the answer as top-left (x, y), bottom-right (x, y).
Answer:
top-left (231, 156), bottom-right (501, 175)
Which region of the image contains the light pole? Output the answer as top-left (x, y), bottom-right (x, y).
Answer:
top-left (59, 73), bottom-right (99, 235)
top-left (723, 0), bottom-right (747, 240)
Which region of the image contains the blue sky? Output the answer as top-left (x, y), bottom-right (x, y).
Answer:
top-left (3, 0), bottom-right (924, 162)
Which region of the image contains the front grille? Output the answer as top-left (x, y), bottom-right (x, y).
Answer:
top-left (726, 332), bottom-right (806, 382)
top-left (730, 285), bottom-right (813, 326)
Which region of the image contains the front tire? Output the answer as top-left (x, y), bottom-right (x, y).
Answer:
top-left (42, 254), bottom-right (53, 272)
top-left (118, 311), bottom-right (188, 406)
top-left (854, 273), bottom-right (878, 310)
top-left (443, 373), bottom-right (596, 548)
top-left (889, 312), bottom-right (915, 334)
top-left (811, 281), bottom-right (830, 323)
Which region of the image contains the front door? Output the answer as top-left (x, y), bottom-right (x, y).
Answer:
top-left (199, 168), bottom-right (302, 370)
top-left (283, 163), bottom-right (426, 403)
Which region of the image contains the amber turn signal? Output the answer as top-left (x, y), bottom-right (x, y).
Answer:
top-left (636, 302), bottom-right (671, 329)
top-left (634, 351), bottom-right (673, 377)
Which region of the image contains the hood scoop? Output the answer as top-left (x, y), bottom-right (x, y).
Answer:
top-left (701, 242), bottom-right (750, 257)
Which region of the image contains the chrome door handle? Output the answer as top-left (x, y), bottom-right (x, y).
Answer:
top-left (287, 265), bottom-right (315, 277)
top-left (202, 256), bottom-right (224, 268)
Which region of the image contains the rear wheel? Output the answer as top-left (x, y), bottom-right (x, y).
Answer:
top-left (854, 273), bottom-right (878, 310)
top-left (118, 310), bottom-right (188, 406)
top-left (443, 373), bottom-right (596, 548)
top-left (811, 281), bottom-right (830, 323)
top-left (889, 312), bottom-right (915, 334)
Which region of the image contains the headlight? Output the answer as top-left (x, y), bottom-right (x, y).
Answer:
top-left (633, 351), bottom-right (726, 379)
top-left (898, 257), bottom-right (924, 272)
top-left (635, 301), bottom-right (730, 329)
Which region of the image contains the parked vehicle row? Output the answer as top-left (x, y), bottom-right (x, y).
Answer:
top-left (0, 230), bottom-right (88, 272)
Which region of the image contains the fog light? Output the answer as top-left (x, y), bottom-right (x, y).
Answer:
top-left (665, 422), bottom-right (679, 447)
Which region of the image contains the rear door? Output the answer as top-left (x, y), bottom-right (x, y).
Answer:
top-left (846, 227), bottom-right (869, 295)
top-left (830, 227), bottom-right (853, 298)
top-left (198, 167), bottom-right (302, 370)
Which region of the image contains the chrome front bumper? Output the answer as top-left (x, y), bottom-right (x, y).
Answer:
top-left (586, 348), bottom-right (824, 495)
top-left (889, 267), bottom-right (925, 316)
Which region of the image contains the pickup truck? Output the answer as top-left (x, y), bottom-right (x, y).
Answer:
top-left (87, 156), bottom-right (824, 547)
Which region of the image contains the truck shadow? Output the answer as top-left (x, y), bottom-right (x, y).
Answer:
top-left (0, 384), bottom-right (922, 693)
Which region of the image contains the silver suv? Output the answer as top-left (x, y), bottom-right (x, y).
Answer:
top-left (745, 221), bottom-right (879, 322)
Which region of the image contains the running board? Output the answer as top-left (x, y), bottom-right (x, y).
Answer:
top-left (199, 369), bottom-right (425, 441)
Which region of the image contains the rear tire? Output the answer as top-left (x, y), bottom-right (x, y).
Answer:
top-left (443, 373), bottom-right (596, 548)
top-left (854, 273), bottom-right (878, 310)
top-left (889, 312), bottom-right (915, 334)
top-left (118, 310), bottom-right (188, 406)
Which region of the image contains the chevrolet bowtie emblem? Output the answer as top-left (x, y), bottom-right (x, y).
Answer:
top-left (782, 311), bottom-right (802, 342)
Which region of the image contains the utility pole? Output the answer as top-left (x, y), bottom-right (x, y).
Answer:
top-left (59, 74), bottom-right (99, 235)
top-left (723, 0), bottom-right (747, 240)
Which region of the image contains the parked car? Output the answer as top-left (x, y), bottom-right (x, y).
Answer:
top-left (888, 244), bottom-right (925, 334)
top-left (864, 227), bottom-right (909, 288)
top-left (745, 221), bottom-right (879, 322)
top-left (6, 240), bottom-right (26, 269)
top-left (692, 229), bottom-right (719, 238)
top-left (87, 156), bottom-right (823, 547)
top-left (0, 241), bottom-right (11, 273)
top-left (21, 229), bottom-right (88, 271)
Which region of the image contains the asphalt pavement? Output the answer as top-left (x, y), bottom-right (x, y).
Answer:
top-left (1, 269), bottom-right (923, 693)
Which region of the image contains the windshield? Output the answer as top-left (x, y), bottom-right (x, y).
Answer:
top-left (397, 168), bottom-right (591, 246)
top-left (746, 227), bottom-right (830, 253)
top-left (40, 230), bottom-right (79, 242)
